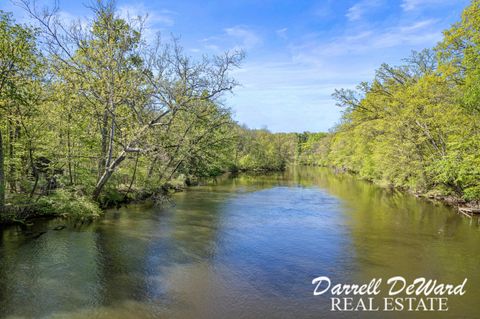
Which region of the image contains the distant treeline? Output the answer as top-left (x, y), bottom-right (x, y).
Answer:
top-left (293, 1), bottom-right (480, 202)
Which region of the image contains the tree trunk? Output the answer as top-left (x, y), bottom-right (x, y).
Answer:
top-left (92, 109), bottom-right (171, 201)
top-left (7, 120), bottom-right (19, 191)
top-left (98, 109), bottom-right (109, 180)
top-left (0, 129), bottom-right (5, 211)
top-left (92, 151), bottom-right (126, 201)
top-left (124, 153), bottom-right (139, 201)
top-left (67, 112), bottom-right (74, 185)
top-left (28, 145), bottom-right (38, 198)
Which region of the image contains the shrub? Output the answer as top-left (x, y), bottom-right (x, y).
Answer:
top-left (35, 189), bottom-right (101, 220)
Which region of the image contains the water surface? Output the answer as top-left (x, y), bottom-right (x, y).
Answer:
top-left (1, 167), bottom-right (479, 318)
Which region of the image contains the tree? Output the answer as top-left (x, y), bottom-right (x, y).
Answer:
top-left (19, 0), bottom-right (243, 201)
top-left (0, 11), bottom-right (40, 212)
top-left (437, 0), bottom-right (480, 113)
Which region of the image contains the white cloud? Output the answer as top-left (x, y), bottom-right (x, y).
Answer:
top-left (228, 14), bottom-right (447, 132)
top-left (291, 19), bottom-right (442, 64)
top-left (399, 18), bottom-right (437, 32)
top-left (204, 43), bottom-right (221, 52)
top-left (201, 26), bottom-right (261, 52)
top-left (401, 0), bottom-right (455, 11)
top-left (228, 60), bottom-right (365, 132)
top-left (116, 4), bottom-right (175, 44)
top-left (276, 27), bottom-right (288, 39)
top-left (346, 0), bottom-right (383, 21)
top-left (117, 4), bottom-right (175, 27)
top-left (55, 10), bottom-right (92, 30)
top-left (312, 0), bottom-right (335, 19)
top-left (225, 26), bottom-right (262, 49)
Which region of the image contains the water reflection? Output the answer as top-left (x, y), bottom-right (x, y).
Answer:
top-left (0, 167), bottom-right (479, 319)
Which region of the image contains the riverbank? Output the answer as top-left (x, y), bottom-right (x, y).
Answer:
top-left (0, 171), bottom-right (237, 226)
top-left (412, 192), bottom-right (480, 217)
top-left (322, 165), bottom-right (480, 216)
top-left (0, 184), bottom-right (182, 227)
top-left (2, 164), bottom-right (478, 227)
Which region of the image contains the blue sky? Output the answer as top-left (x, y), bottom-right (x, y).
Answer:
top-left (1, 0), bottom-right (471, 132)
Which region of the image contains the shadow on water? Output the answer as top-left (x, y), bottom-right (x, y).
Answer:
top-left (0, 166), bottom-right (479, 319)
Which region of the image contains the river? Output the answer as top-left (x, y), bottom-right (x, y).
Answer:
top-left (0, 167), bottom-right (479, 318)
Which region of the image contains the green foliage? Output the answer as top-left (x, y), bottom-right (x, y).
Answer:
top-left (296, 132), bottom-right (329, 165)
top-left (35, 189), bottom-right (101, 220)
top-left (2, 0), bottom-right (480, 226)
top-left (97, 187), bottom-right (125, 208)
top-left (438, 0), bottom-right (480, 113)
top-left (0, 11), bottom-right (41, 211)
top-left (233, 128), bottom-right (297, 171)
top-left (0, 1), bottom-right (244, 222)
top-left (302, 1), bottom-right (480, 202)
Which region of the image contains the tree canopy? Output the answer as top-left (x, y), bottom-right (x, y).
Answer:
top-left (307, 0), bottom-right (480, 201)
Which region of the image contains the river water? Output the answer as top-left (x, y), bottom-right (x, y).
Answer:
top-left (0, 167), bottom-right (479, 318)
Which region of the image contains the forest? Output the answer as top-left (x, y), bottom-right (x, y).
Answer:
top-left (1, 0), bottom-right (480, 224)
top-left (0, 0), bottom-right (304, 223)
top-left (245, 0), bottom-right (480, 206)
top-left (301, 0), bottom-right (480, 204)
